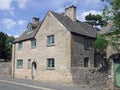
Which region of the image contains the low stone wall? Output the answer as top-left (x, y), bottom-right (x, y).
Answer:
top-left (0, 62), bottom-right (11, 76)
top-left (71, 67), bottom-right (110, 90)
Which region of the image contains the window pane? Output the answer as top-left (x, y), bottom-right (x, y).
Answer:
top-left (47, 58), bottom-right (55, 69)
top-left (28, 59), bottom-right (31, 69)
top-left (17, 59), bottom-right (23, 68)
top-left (18, 42), bottom-right (23, 50)
top-left (31, 39), bottom-right (36, 48)
top-left (47, 35), bottom-right (54, 45)
top-left (84, 57), bottom-right (89, 67)
top-left (48, 59), bottom-right (51, 67)
top-left (84, 38), bottom-right (89, 50)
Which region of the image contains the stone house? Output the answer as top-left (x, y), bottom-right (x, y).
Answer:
top-left (12, 5), bottom-right (97, 84)
top-left (100, 21), bottom-right (120, 89)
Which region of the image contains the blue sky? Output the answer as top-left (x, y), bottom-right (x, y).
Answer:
top-left (0, 0), bottom-right (108, 37)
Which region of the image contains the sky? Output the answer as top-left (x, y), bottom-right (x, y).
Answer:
top-left (0, 0), bottom-right (108, 37)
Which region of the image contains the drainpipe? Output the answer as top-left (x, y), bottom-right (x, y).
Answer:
top-left (12, 43), bottom-right (16, 78)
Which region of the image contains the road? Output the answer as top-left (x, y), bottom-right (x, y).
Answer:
top-left (0, 76), bottom-right (96, 90)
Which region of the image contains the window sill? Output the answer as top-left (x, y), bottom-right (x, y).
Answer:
top-left (16, 66), bottom-right (23, 68)
top-left (31, 46), bottom-right (36, 49)
top-left (47, 67), bottom-right (55, 70)
top-left (47, 44), bottom-right (55, 47)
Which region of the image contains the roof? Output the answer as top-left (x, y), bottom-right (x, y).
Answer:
top-left (51, 11), bottom-right (97, 38)
top-left (14, 11), bottom-right (97, 43)
top-left (14, 21), bottom-right (42, 43)
top-left (99, 21), bottom-right (114, 34)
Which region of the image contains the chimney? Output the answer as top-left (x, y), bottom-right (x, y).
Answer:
top-left (32, 17), bottom-right (39, 24)
top-left (65, 5), bottom-right (76, 21)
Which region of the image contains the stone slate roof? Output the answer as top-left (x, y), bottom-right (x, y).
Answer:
top-left (14, 21), bottom-right (42, 43)
top-left (14, 11), bottom-right (97, 43)
top-left (51, 11), bottom-right (97, 38)
top-left (99, 21), bottom-right (114, 34)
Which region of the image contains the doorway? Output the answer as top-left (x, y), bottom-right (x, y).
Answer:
top-left (32, 62), bottom-right (37, 79)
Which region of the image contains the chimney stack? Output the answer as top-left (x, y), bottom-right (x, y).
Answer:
top-left (32, 17), bottom-right (39, 24)
top-left (65, 5), bottom-right (76, 21)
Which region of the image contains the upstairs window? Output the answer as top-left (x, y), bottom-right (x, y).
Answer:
top-left (47, 58), bottom-right (55, 70)
top-left (31, 39), bottom-right (36, 48)
top-left (18, 42), bottom-right (23, 50)
top-left (47, 35), bottom-right (54, 46)
top-left (84, 38), bottom-right (89, 50)
top-left (27, 24), bottom-right (33, 34)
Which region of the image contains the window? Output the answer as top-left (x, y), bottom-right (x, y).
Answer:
top-left (84, 57), bottom-right (89, 67)
top-left (47, 35), bottom-right (54, 46)
top-left (31, 39), bottom-right (36, 48)
top-left (17, 59), bottom-right (23, 68)
top-left (18, 42), bottom-right (23, 50)
top-left (27, 24), bottom-right (33, 34)
top-left (84, 38), bottom-right (89, 50)
top-left (47, 58), bottom-right (55, 70)
top-left (28, 59), bottom-right (31, 69)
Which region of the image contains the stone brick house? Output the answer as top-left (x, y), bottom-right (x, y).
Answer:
top-left (12, 5), bottom-right (97, 84)
top-left (100, 21), bottom-right (120, 89)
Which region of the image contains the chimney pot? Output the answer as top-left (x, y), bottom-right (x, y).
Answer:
top-left (32, 17), bottom-right (39, 24)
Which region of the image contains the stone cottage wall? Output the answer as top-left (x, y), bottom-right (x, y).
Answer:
top-left (0, 62), bottom-right (11, 76)
top-left (71, 33), bottom-right (95, 67)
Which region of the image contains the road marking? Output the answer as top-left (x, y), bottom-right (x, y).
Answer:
top-left (0, 79), bottom-right (56, 90)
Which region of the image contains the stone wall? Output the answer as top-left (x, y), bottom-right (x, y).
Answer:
top-left (71, 67), bottom-right (110, 90)
top-left (0, 62), bottom-right (11, 76)
top-left (71, 33), bottom-right (95, 67)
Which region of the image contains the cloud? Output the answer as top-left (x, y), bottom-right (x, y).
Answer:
top-left (17, 0), bottom-right (29, 9)
top-left (17, 19), bottom-right (27, 26)
top-left (0, 0), bottom-right (14, 10)
top-left (1, 18), bottom-right (27, 30)
top-left (2, 18), bottom-right (16, 29)
top-left (77, 10), bottom-right (101, 21)
top-left (9, 10), bottom-right (15, 16)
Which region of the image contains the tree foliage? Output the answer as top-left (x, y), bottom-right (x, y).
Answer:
top-left (0, 32), bottom-right (15, 61)
top-left (93, 34), bottom-right (108, 52)
top-left (102, 0), bottom-right (120, 50)
top-left (85, 13), bottom-right (107, 29)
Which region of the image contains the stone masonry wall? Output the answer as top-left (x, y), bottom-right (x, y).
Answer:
top-left (0, 62), bottom-right (11, 76)
top-left (71, 33), bottom-right (95, 67)
top-left (71, 67), bottom-right (111, 90)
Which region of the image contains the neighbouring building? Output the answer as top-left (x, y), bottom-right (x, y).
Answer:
top-left (100, 21), bottom-right (120, 90)
top-left (12, 5), bottom-right (97, 84)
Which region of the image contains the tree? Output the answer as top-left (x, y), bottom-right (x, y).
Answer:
top-left (0, 32), bottom-right (7, 60)
top-left (0, 31), bottom-right (15, 61)
top-left (93, 34), bottom-right (108, 52)
top-left (85, 13), bottom-right (106, 28)
top-left (5, 36), bottom-right (15, 60)
top-left (101, 0), bottom-right (120, 50)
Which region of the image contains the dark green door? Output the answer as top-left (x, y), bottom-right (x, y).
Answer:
top-left (114, 63), bottom-right (120, 87)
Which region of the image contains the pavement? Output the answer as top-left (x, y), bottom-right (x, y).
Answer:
top-left (0, 76), bottom-right (96, 90)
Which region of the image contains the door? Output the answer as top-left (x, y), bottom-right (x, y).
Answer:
top-left (114, 62), bottom-right (120, 87)
top-left (32, 62), bottom-right (36, 79)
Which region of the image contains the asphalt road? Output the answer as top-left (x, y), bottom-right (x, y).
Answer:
top-left (0, 76), bottom-right (96, 90)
